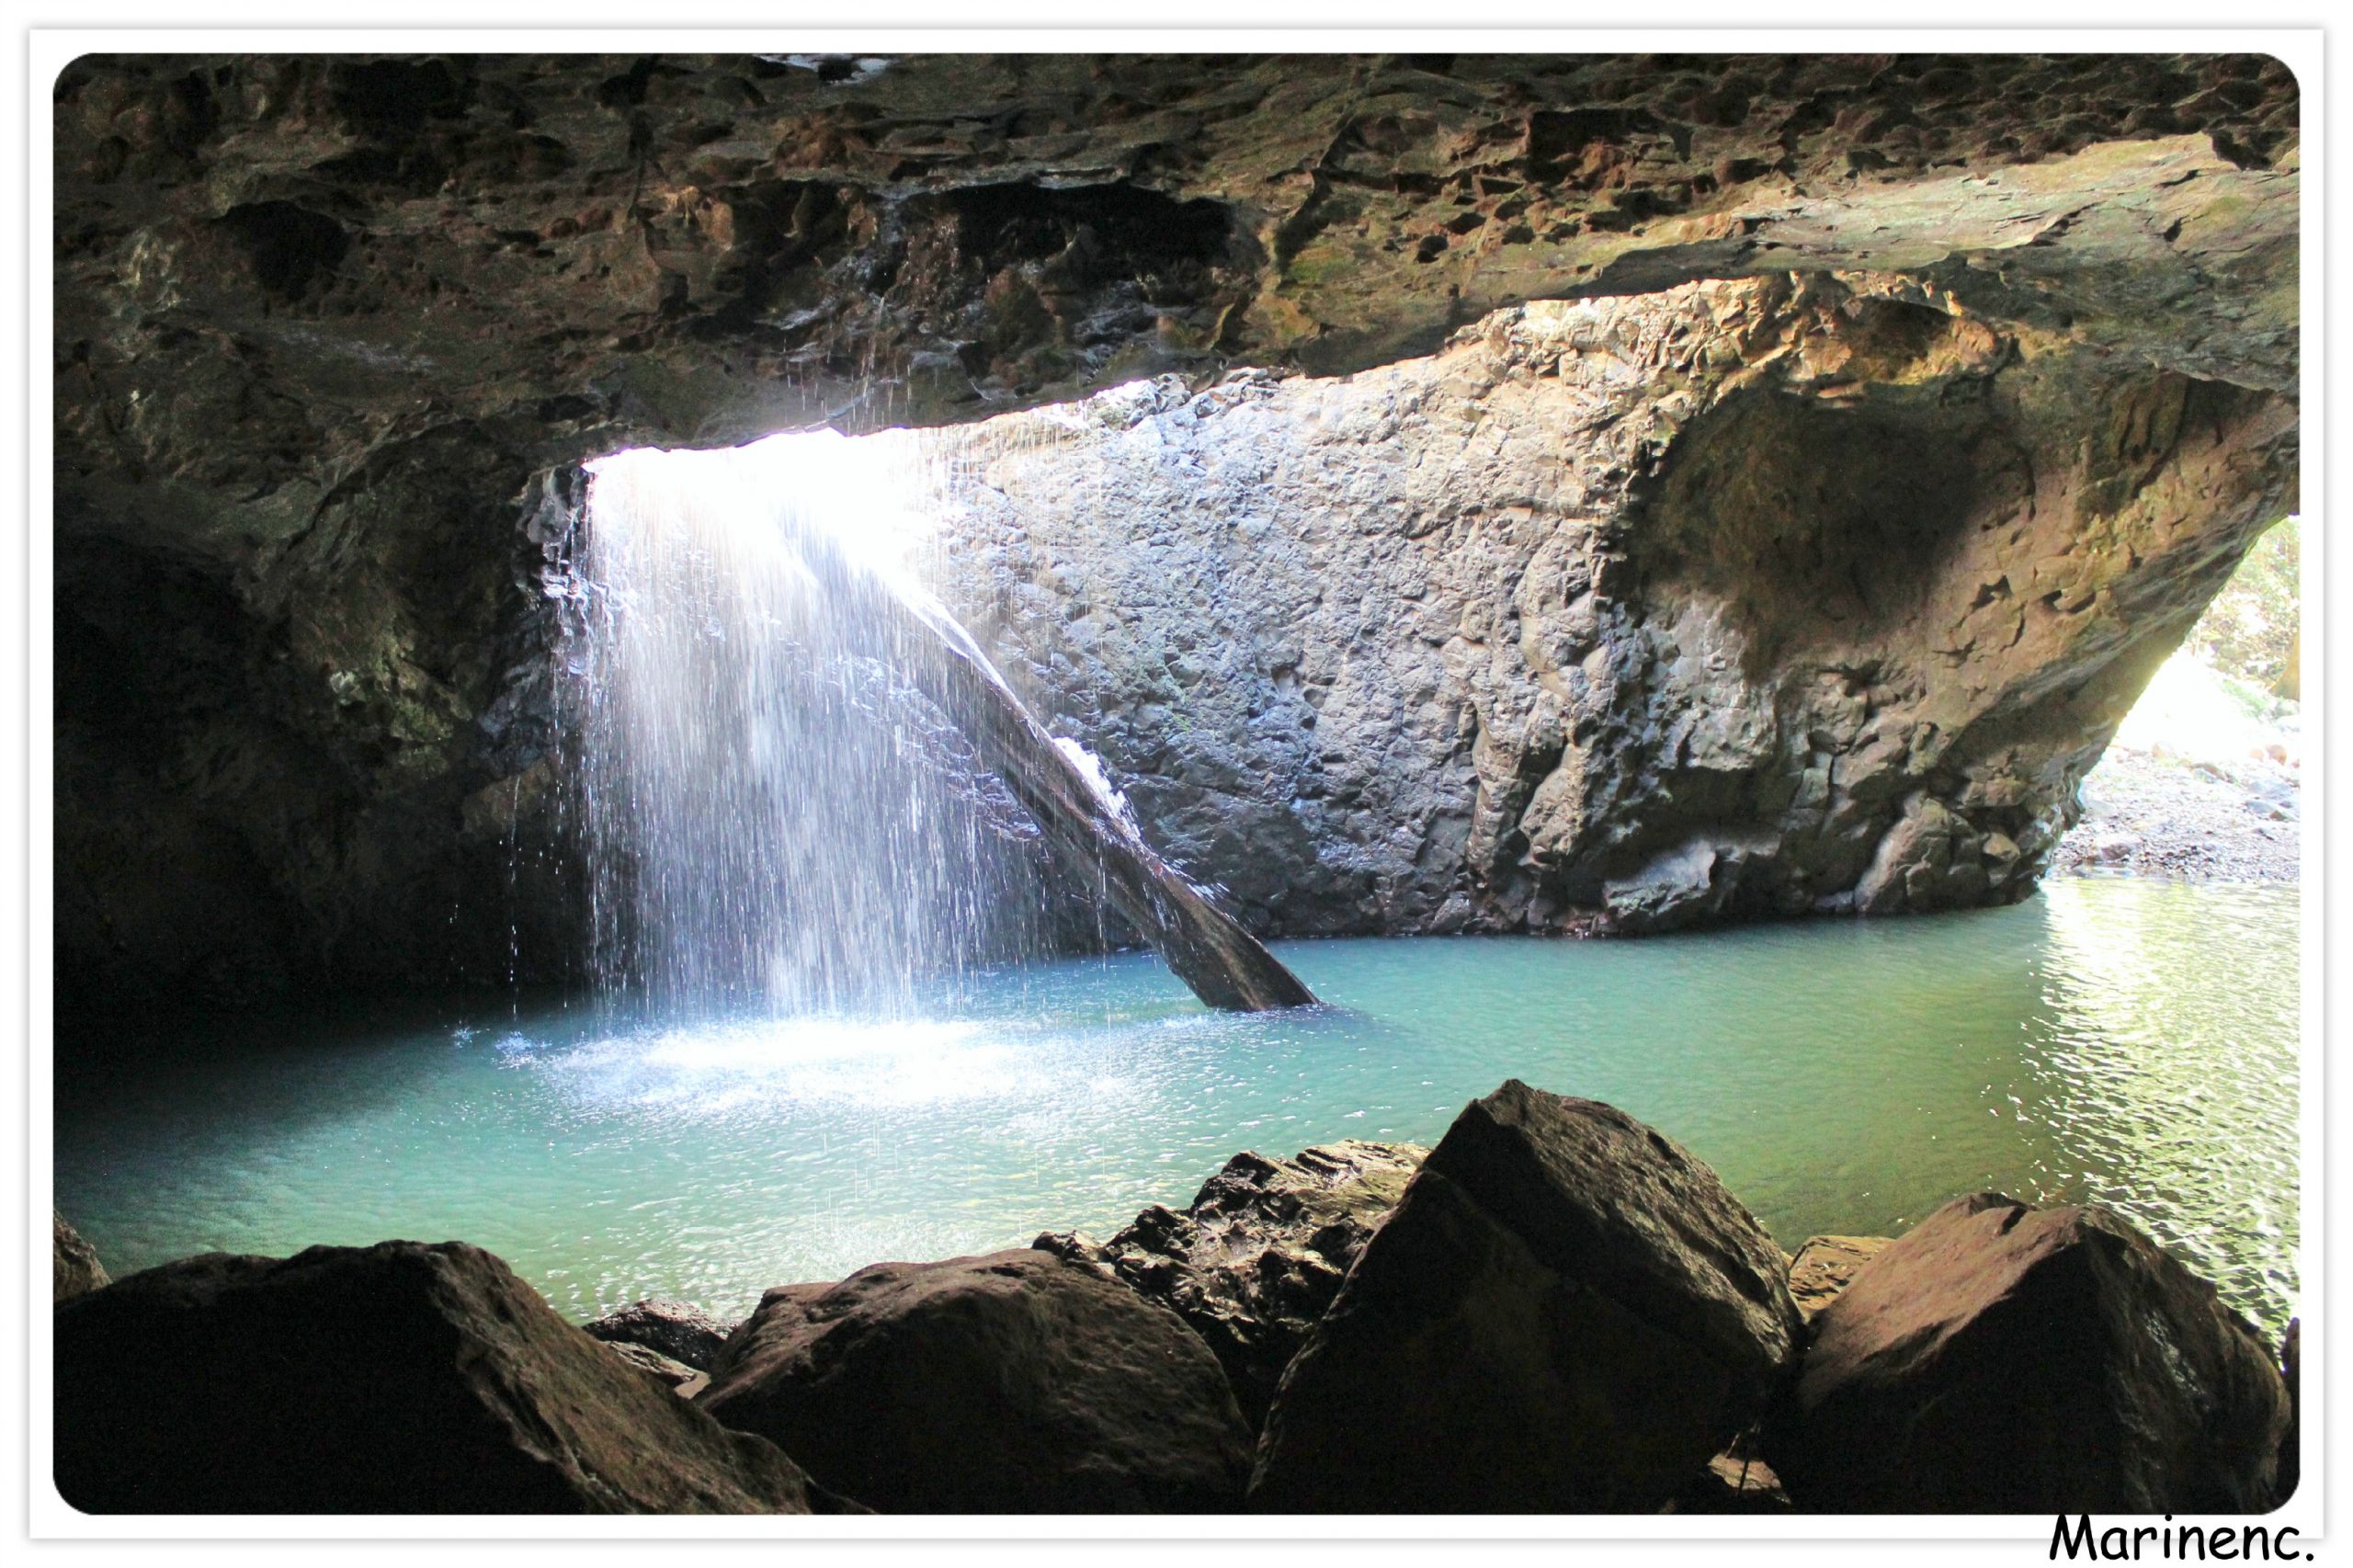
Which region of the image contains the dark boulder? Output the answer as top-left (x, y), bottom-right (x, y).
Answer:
top-left (1250, 1082), bottom-right (1804, 1513)
top-left (1787, 1234), bottom-right (1892, 1322)
top-left (1762, 1192), bottom-right (2290, 1513)
top-left (582, 1296), bottom-right (735, 1371)
top-left (52, 1241), bottom-right (846, 1514)
top-left (699, 1248), bottom-right (1253, 1512)
top-left (1038, 1139), bottom-right (1426, 1427)
top-left (53, 1212), bottom-right (109, 1301)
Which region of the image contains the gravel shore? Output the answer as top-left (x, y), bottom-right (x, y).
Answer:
top-left (2051, 743), bottom-right (2301, 884)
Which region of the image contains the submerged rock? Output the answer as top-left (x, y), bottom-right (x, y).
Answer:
top-left (52, 1212), bottom-right (108, 1302)
top-left (1762, 1192), bottom-right (2289, 1514)
top-left (582, 1296), bottom-right (735, 1372)
top-left (1786, 1234), bottom-right (1892, 1322)
top-left (52, 1241), bottom-right (843, 1514)
top-left (1250, 1082), bottom-right (1803, 1513)
top-left (1038, 1139), bottom-right (1426, 1427)
top-left (699, 1248), bottom-right (1253, 1512)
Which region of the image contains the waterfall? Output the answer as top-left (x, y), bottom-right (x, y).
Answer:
top-left (555, 427), bottom-right (1317, 1020)
top-left (558, 432), bottom-right (1054, 1017)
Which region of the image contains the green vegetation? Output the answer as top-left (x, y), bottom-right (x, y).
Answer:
top-left (2188, 516), bottom-right (2300, 699)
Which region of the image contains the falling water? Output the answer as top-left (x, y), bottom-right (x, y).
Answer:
top-left (556, 431), bottom-right (1061, 1018)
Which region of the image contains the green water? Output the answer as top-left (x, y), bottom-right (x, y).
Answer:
top-left (54, 878), bottom-right (2302, 1336)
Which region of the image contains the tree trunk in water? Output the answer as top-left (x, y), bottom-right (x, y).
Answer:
top-left (803, 533), bottom-right (1318, 1012)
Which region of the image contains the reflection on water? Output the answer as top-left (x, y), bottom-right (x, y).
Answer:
top-left (2029, 882), bottom-right (2301, 1324)
top-left (54, 879), bottom-right (2300, 1336)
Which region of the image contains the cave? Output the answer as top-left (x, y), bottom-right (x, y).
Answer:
top-left (46, 49), bottom-right (2304, 1522)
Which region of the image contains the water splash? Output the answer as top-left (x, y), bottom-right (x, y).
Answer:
top-left (558, 431), bottom-right (1058, 1019)
top-left (556, 423), bottom-right (1314, 1019)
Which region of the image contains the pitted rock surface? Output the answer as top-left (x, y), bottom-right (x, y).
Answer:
top-left (1038, 1138), bottom-right (1426, 1427)
top-left (1786, 1234), bottom-right (1892, 1321)
top-left (582, 1295), bottom-right (736, 1371)
top-left (52, 1212), bottom-right (111, 1302)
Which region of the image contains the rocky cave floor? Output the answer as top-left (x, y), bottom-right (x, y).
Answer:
top-left (2053, 741), bottom-right (2301, 884)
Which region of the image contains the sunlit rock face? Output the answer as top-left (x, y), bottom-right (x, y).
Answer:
top-left (930, 277), bottom-right (2295, 935)
top-left (50, 51), bottom-right (2299, 1003)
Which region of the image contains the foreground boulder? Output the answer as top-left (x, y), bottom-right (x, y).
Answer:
top-left (1251, 1082), bottom-right (1804, 1512)
top-left (53, 1242), bottom-right (844, 1514)
top-left (582, 1296), bottom-right (735, 1371)
top-left (1039, 1139), bottom-right (1425, 1427)
top-left (52, 1213), bottom-right (108, 1301)
top-left (699, 1248), bottom-right (1252, 1512)
top-left (1762, 1193), bottom-right (2289, 1513)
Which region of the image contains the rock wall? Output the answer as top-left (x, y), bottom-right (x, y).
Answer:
top-left (49, 51), bottom-right (2300, 1006)
top-left (926, 276), bottom-right (2294, 936)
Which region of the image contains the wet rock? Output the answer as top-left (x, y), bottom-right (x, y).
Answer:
top-left (1663, 1451), bottom-right (1791, 1515)
top-left (582, 1296), bottom-right (735, 1371)
top-left (1787, 1234), bottom-right (1891, 1321)
top-left (1250, 1082), bottom-right (1803, 1513)
top-left (699, 1248), bottom-right (1252, 1513)
top-left (52, 1241), bottom-right (843, 1514)
top-left (605, 1339), bottom-right (708, 1397)
top-left (1038, 1139), bottom-right (1426, 1427)
top-left (52, 1212), bottom-right (109, 1302)
top-left (1762, 1192), bottom-right (2290, 1514)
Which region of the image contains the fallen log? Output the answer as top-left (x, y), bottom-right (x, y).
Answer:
top-left (796, 528), bottom-right (1317, 1012)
